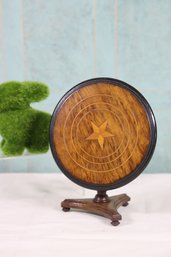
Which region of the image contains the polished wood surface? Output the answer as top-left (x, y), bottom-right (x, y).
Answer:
top-left (61, 193), bottom-right (131, 226)
top-left (53, 83), bottom-right (150, 185)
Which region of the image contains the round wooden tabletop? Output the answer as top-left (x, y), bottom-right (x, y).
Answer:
top-left (50, 78), bottom-right (157, 190)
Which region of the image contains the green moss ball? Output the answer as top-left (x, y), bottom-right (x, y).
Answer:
top-left (0, 81), bottom-right (51, 156)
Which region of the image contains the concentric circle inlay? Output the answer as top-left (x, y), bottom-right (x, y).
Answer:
top-left (50, 78), bottom-right (157, 190)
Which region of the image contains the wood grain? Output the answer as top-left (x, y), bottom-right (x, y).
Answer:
top-left (53, 83), bottom-right (150, 185)
top-left (61, 193), bottom-right (131, 226)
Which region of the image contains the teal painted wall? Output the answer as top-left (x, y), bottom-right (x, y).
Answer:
top-left (0, 0), bottom-right (171, 173)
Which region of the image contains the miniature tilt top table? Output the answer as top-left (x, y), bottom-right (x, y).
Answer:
top-left (50, 78), bottom-right (157, 226)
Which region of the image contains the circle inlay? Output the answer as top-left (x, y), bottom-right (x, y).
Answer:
top-left (50, 78), bottom-right (157, 190)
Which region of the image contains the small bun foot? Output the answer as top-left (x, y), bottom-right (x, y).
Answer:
top-left (122, 202), bottom-right (129, 207)
top-left (62, 207), bottom-right (70, 212)
top-left (111, 220), bottom-right (120, 226)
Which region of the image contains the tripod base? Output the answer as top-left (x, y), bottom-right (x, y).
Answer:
top-left (61, 191), bottom-right (130, 226)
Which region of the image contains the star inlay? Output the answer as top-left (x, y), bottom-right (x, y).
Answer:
top-left (86, 121), bottom-right (114, 149)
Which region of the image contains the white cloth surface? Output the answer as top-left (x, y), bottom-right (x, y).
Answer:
top-left (0, 173), bottom-right (171, 257)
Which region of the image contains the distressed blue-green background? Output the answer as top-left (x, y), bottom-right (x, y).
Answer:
top-left (0, 0), bottom-right (170, 173)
